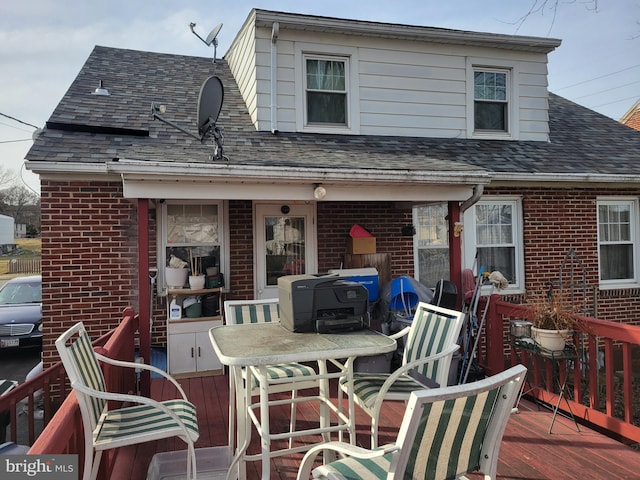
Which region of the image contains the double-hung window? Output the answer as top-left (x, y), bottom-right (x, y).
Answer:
top-left (413, 204), bottom-right (449, 288)
top-left (463, 198), bottom-right (523, 290)
top-left (597, 199), bottom-right (638, 285)
top-left (160, 201), bottom-right (224, 291)
top-left (305, 56), bottom-right (348, 126)
top-left (474, 69), bottom-right (508, 132)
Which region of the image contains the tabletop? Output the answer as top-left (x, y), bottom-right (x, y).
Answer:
top-left (210, 322), bottom-right (397, 367)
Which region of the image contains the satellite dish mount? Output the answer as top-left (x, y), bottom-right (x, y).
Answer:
top-left (190, 22), bottom-right (222, 64)
top-left (151, 75), bottom-right (226, 161)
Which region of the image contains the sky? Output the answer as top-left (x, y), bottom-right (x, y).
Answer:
top-left (1, 0), bottom-right (639, 194)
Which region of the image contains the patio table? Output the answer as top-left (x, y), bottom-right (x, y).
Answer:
top-left (209, 322), bottom-right (396, 480)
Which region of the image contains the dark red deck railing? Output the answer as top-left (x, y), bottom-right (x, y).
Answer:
top-left (26, 308), bottom-right (140, 480)
top-left (481, 294), bottom-right (640, 444)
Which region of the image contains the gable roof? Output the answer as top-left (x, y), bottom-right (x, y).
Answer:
top-left (26, 45), bottom-right (640, 191)
top-left (621, 99), bottom-right (640, 131)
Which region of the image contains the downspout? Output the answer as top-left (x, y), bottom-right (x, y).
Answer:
top-left (450, 184), bottom-right (484, 303)
top-left (460, 184), bottom-right (484, 213)
top-left (270, 22), bottom-right (279, 134)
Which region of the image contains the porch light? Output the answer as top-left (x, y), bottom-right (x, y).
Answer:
top-left (313, 184), bottom-right (327, 200)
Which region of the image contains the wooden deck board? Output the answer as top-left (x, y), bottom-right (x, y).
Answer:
top-left (116, 373), bottom-right (640, 480)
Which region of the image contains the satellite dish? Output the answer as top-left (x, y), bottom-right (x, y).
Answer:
top-left (190, 22), bottom-right (223, 63)
top-left (197, 76), bottom-right (224, 140)
top-left (205, 23), bottom-right (223, 46)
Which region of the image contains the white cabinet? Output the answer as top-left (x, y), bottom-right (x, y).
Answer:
top-left (166, 288), bottom-right (223, 377)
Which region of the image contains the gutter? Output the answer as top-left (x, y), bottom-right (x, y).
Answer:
top-left (25, 159), bottom-right (490, 185)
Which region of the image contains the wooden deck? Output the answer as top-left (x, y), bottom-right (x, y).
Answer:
top-left (113, 373), bottom-right (640, 480)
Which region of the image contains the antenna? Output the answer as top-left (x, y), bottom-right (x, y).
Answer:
top-left (189, 22), bottom-right (223, 63)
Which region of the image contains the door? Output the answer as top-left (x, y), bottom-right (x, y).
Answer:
top-left (255, 204), bottom-right (316, 299)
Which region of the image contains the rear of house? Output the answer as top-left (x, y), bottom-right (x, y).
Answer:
top-left (24, 9), bottom-right (640, 374)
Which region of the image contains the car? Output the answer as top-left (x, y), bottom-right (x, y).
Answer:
top-left (0, 275), bottom-right (42, 349)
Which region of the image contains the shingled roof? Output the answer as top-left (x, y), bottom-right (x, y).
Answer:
top-left (26, 45), bottom-right (640, 184)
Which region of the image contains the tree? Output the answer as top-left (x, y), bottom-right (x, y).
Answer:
top-left (0, 166), bottom-right (14, 188)
top-left (0, 185), bottom-right (41, 235)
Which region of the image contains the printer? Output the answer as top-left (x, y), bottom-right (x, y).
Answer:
top-left (278, 274), bottom-right (369, 333)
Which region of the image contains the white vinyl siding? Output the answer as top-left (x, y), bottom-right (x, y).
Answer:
top-left (228, 20), bottom-right (552, 141)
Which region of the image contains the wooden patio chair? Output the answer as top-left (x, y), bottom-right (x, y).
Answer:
top-left (339, 301), bottom-right (464, 447)
top-left (55, 322), bottom-right (199, 480)
top-left (297, 364), bottom-right (527, 480)
top-left (224, 299), bottom-right (320, 449)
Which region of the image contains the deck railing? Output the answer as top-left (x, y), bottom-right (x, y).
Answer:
top-left (482, 294), bottom-right (640, 444)
top-left (24, 308), bottom-right (139, 480)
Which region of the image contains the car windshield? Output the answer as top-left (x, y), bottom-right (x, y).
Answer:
top-left (0, 282), bottom-right (42, 305)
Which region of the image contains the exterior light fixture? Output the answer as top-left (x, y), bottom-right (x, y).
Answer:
top-left (313, 184), bottom-right (327, 200)
top-left (92, 80), bottom-right (110, 96)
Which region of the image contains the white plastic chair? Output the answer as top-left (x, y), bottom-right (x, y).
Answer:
top-left (55, 322), bottom-right (199, 480)
top-left (224, 299), bottom-right (320, 450)
top-left (339, 301), bottom-right (464, 447)
top-left (297, 364), bottom-right (527, 480)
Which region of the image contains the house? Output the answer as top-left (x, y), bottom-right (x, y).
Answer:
top-left (25, 9), bottom-right (640, 374)
top-left (622, 99), bottom-right (640, 131)
top-left (0, 214), bottom-right (15, 253)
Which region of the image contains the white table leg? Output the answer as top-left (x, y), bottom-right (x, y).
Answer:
top-left (257, 365), bottom-right (271, 480)
top-left (232, 365), bottom-right (248, 480)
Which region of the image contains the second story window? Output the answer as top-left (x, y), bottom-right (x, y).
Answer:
top-left (305, 56), bottom-right (347, 125)
top-left (474, 69), bottom-right (508, 132)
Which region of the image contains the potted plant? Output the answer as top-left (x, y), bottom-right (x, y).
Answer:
top-left (527, 290), bottom-right (583, 352)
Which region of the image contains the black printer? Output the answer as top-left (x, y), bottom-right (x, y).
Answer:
top-left (278, 274), bottom-right (369, 333)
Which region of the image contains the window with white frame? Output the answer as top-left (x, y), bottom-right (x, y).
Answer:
top-left (463, 198), bottom-right (523, 289)
top-left (160, 202), bottom-right (224, 290)
top-left (474, 69), bottom-right (509, 132)
top-left (597, 199), bottom-right (638, 285)
top-left (413, 204), bottom-right (449, 288)
top-left (304, 56), bottom-right (348, 126)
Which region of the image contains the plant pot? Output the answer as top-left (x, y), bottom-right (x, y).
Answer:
top-left (189, 275), bottom-right (206, 290)
top-left (165, 267), bottom-right (188, 289)
top-left (531, 326), bottom-right (570, 352)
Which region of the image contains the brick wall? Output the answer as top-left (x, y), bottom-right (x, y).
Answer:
top-left (41, 182), bottom-right (640, 365)
top-left (222, 201), bottom-right (414, 300)
top-left (41, 180), bottom-right (139, 366)
top-left (316, 202), bottom-right (414, 276)
top-left (488, 186), bottom-right (640, 326)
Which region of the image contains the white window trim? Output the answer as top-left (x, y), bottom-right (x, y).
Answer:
top-left (466, 58), bottom-right (520, 140)
top-left (157, 200), bottom-right (228, 294)
top-left (462, 196), bottom-right (524, 293)
top-left (597, 197), bottom-right (640, 289)
top-left (295, 42), bottom-right (360, 134)
top-left (412, 204), bottom-right (449, 285)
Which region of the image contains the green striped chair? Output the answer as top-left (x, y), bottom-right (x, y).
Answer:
top-left (339, 302), bottom-right (464, 448)
top-left (297, 364), bottom-right (527, 480)
top-left (55, 322), bottom-right (199, 480)
top-left (224, 299), bottom-right (319, 450)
